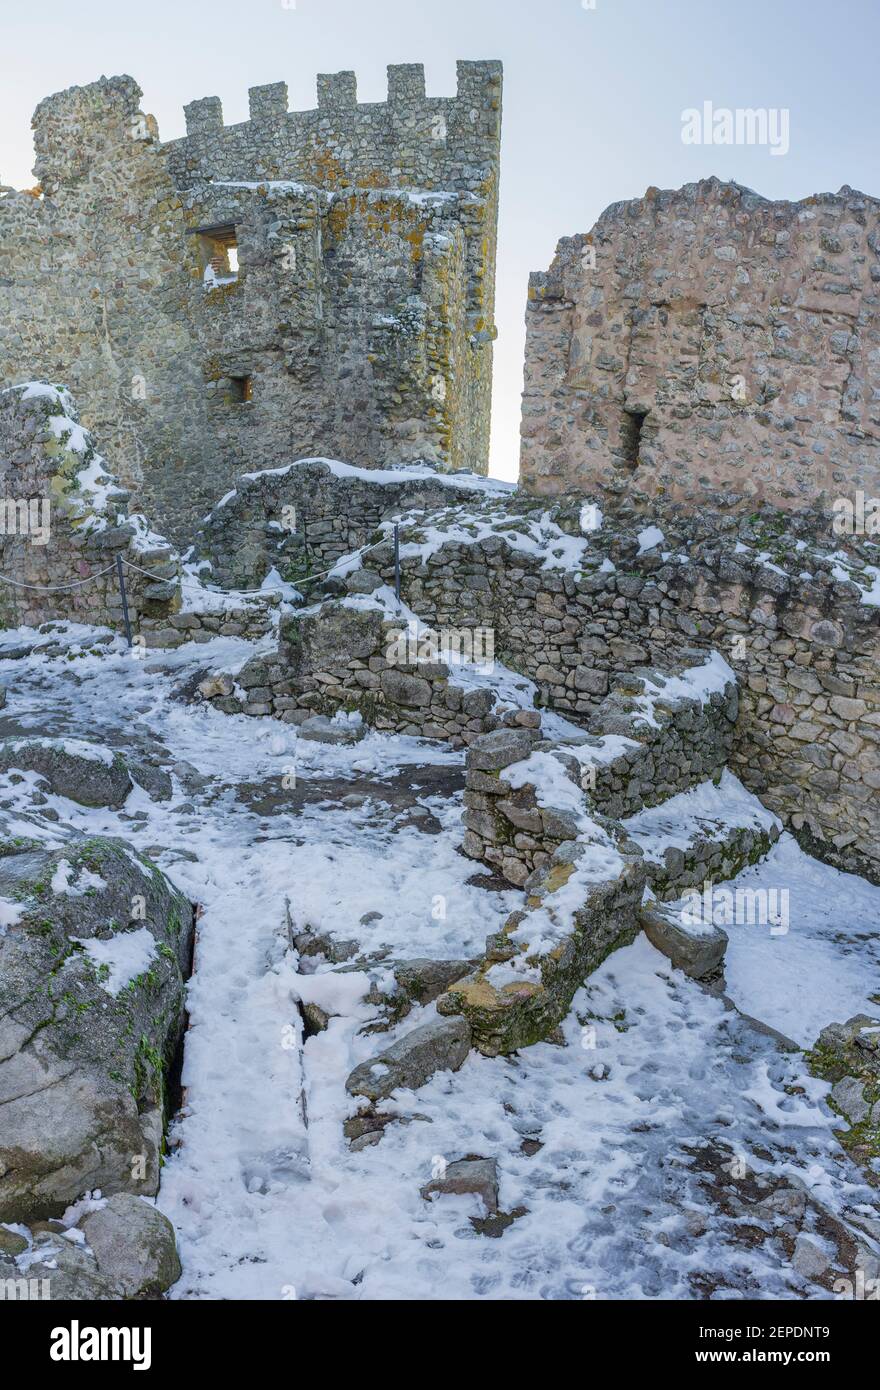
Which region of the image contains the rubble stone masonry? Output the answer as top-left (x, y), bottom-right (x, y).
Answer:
top-left (521, 178), bottom-right (880, 512)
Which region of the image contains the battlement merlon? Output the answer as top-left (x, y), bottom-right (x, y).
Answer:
top-left (26, 63), bottom-right (501, 197)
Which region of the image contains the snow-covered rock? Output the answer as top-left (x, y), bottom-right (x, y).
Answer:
top-left (0, 836), bottom-right (192, 1222)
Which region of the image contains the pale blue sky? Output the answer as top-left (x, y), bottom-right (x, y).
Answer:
top-left (2, 0), bottom-right (877, 479)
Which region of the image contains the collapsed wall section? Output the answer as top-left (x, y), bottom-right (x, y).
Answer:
top-left (190, 459), bottom-right (880, 876)
top-left (195, 597), bottom-right (540, 745)
top-left (460, 654), bottom-right (740, 885)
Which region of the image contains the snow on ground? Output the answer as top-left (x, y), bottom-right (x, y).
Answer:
top-left (1, 628), bottom-right (878, 1300)
top-left (705, 833), bottom-right (880, 1047)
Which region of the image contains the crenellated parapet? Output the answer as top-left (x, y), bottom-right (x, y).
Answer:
top-left (169, 62), bottom-right (502, 193)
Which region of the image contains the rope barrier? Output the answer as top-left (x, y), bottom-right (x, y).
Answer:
top-left (0, 562), bottom-right (119, 592)
top-left (120, 540), bottom-right (386, 594)
top-left (0, 539), bottom-right (388, 598)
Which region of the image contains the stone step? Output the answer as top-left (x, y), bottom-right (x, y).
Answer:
top-left (621, 768), bottom-right (782, 901)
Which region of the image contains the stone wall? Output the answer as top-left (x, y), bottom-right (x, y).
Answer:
top-left (444, 668), bottom-right (779, 1054)
top-left (460, 659), bottom-right (739, 885)
top-left (0, 63), bottom-right (502, 543)
top-left (192, 459), bottom-right (880, 877)
top-left (461, 726), bottom-right (555, 885)
top-left (197, 598), bottom-right (540, 746)
top-left (356, 509), bottom-right (880, 879)
top-left (0, 384), bottom-right (178, 633)
top-left (520, 178), bottom-right (880, 512)
top-left (0, 383), bottom-right (276, 646)
top-left (576, 662), bottom-right (739, 817)
top-left (197, 458), bottom-right (499, 590)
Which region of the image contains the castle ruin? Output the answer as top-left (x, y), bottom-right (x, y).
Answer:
top-left (0, 64), bottom-right (502, 540)
top-left (1, 57), bottom-right (879, 1304)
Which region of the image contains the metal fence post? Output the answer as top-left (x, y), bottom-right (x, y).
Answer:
top-left (394, 522), bottom-right (401, 601)
top-left (115, 554), bottom-right (133, 647)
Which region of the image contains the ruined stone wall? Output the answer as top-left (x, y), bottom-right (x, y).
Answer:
top-left (190, 454), bottom-right (880, 876)
top-left (0, 384), bottom-right (276, 645)
top-left (197, 459), bottom-right (500, 589)
top-left (520, 178), bottom-right (880, 511)
top-left (0, 384), bottom-right (178, 633)
top-left (0, 63), bottom-right (501, 543)
top-left (460, 665), bottom-right (740, 885)
top-left (455, 672), bottom-right (772, 900)
top-left (198, 598), bottom-right (540, 746)
top-left (0, 79), bottom-right (199, 542)
top-left (356, 515), bottom-right (880, 881)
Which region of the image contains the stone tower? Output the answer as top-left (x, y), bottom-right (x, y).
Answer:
top-left (0, 63), bottom-right (502, 541)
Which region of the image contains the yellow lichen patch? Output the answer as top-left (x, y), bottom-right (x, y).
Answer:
top-left (327, 192), bottom-right (356, 242)
top-left (499, 980), bottom-right (540, 1000)
top-left (538, 861), bottom-right (577, 896)
top-left (301, 144), bottom-right (348, 190)
top-left (450, 974), bottom-right (503, 1009)
top-left (203, 281), bottom-right (241, 306)
top-left (452, 973), bottom-right (539, 1010)
top-left (355, 170), bottom-right (391, 190)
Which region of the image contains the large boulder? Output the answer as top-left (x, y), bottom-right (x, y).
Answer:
top-left (79, 1193), bottom-right (181, 1297)
top-left (0, 835), bottom-right (193, 1222)
top-left (1, 1241), bottom-right (120, 1300)
top-left (1, 1194), bottom-right (181, 1300)
top-left (0, 738), bottom-right (133, 808)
